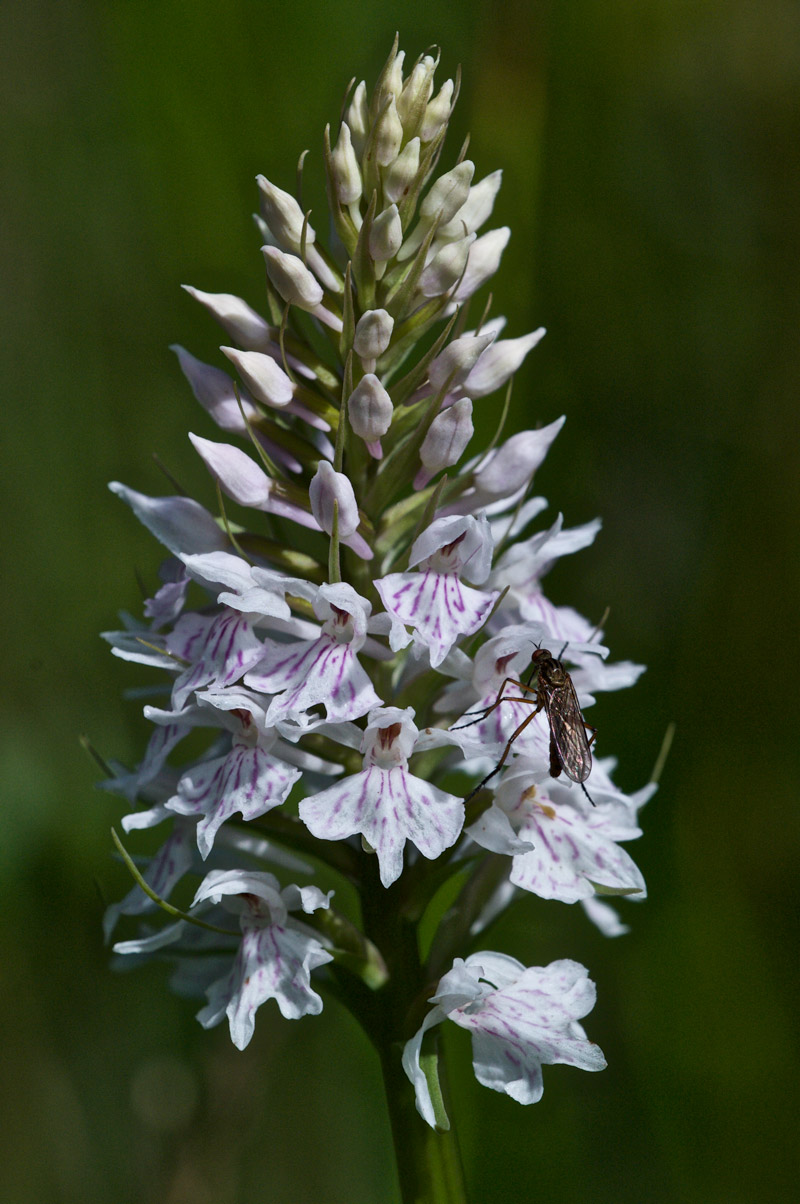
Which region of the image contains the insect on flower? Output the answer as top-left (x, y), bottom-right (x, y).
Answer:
top-left (456, 644), bottom-right (597, 805)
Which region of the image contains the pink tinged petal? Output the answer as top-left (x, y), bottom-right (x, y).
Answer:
top-left (103, 820), bottom-right (195, 941)
top-left (190, 432), bottom-right (272, 506)
top-left (581, 897), bottom-right (630, 938)
top-left (409, 513), bottom-right (494, 583)
top-left (457, 958), bottom-right (606, 1104)
top-left (109, 482), bottom-right (227, 557)
top-left (452, 227), bottom-right (510, 301)
top-left (509, 796), bottom-right (647, 903)
top-left (181, 549), bottom-right (283, 596)
top-left (375, 570), bottom-right (498, 668)
top-left (168, 611), bottom-right (264, 710)
top-left (198, 922), bottom-right (332, 1049)
top-left (466, 803), bottom-right (534, 856)
top-left (167, 744), bottom-right (302, 858)
top-left (461, 328), bottom-right (546, 398)
top-left (247, 634), bottom-right (381, 725)
top-left (170, 344), bottom-right (260, 432)
top-left (109, 721), bottom-right (188, 803)
top-left (181, 286), bottom-right (274, 350)
top-left (427, 333), bottom-right (495, 392)
top-left (472, 418), bottom-right (565, 501)
top-left (144, 568), bottom-right (189, 630)
top-left (299, 765), bottom-right (463, 888)
top-left (220, 346), bottom-right (295, 408)
top-left (189, 433), bottom-right (318, 529)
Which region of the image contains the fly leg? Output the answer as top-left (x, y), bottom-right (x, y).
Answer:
top-left (463, 702), bottom-right (543, 805)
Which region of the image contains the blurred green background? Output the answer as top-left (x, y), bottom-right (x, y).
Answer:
top-left (2, 0), bottom-right (798, 1201)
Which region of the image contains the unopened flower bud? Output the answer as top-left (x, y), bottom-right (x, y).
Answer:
top-left (370, 205), bottom-right (403, 263)
top-left (383, 137), bottom-right (420, 204)
top-left (262, 246), bottom-right (324, 310)
top-left (428, 332), bottom-right (495, 392)
top-left (373, 97), bottom-right (404, 167)
top-left (438, 170), bottom-right (503, 242)
top-left (420, 161), bottom-right (475, 225)
top-left (181, 286), bottom-right (273, 350)
top-left (348, 374), bottom-right (393, 443)
top-left (257, 176), bottom-right (316, 253)
top-left (397, 57), bottom-right (435, 129)
top-left (452, 227), bottom-right (510, 302)
top-left (419, 398), bottom-right (474, 476)
top-left (353, 309), bottom-right (394, 361)
top-left (220, 346), bottom-right (294, 408)
top-left (419, 234), bottom-right (475, 298)
top-left (330, 122), bottom-right (362, 206)
top-left (421, 79), bottom-right (454, 142)
top-left (309, 461), bottom-right (360, 537)
top-left (346, 81), bottom-right (369, 157)
top-left (385, 49), bottom-right (405, 100)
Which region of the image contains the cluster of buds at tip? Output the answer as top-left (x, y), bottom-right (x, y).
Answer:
top-left (100, 38), bottom-right (653, 1129)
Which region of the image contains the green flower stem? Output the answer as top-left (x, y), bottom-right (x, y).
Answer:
top-left (378, 1030), bottom-right (468, 1204)
top-left (357, 856), bottom-right (469, 1204)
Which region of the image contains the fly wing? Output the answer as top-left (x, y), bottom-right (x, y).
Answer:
top-left (543, 678), bottom-right (593, 783)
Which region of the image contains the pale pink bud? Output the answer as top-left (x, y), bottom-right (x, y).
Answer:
top-left (353, 309), bottom-right (394, 361)
top-left (383, 137), bottom-right (420, 204)
top-left (220, 346), bottom-right (294, 408)
top-left (331, 122), bottom-right (362, 205)
top-left (348, 374), bottom-right (393, 443)
top-left (461, 328), bottom-right (546, 398)
top-left (370, 205), bottom-right (403, 263)
top-left (419, 234), bottom-right (475, 298)
top-left (428, 332), bottom-right (495, 392)
top-left (309, 461), bottom-right (359, 537)
top-left (262, 246), bottom-right (324, 310)
top-left (419, 398), bottom-right (474, 473)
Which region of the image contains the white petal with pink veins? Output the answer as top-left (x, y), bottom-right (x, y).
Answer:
top-left (300, 764), bottom-right (463, 887)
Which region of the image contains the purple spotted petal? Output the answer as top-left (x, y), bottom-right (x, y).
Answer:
top-left (167, 744), bottom-right (302, 858)
top-left (376, 570), bottom-right (498, 667)
top-left (246, 635), bottom-right (381, 725)
top-left (197, 921), bottom-right (332, 1048)
top-left (453, 956), bottom-right (607, 1103)
top-left (403, 952), bottom-right (605, 1123)
top-left (299, 765), bottom-right (463, 887)
top-left (508, 796), bottom-right (646, 903)
top-left (168, 611), bottom-right (264, 710)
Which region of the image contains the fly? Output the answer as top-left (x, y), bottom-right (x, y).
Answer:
top-left (455, 644), bottom-right (597, 805)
